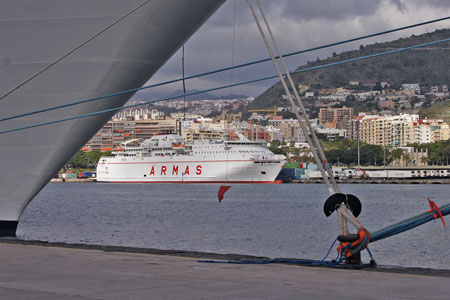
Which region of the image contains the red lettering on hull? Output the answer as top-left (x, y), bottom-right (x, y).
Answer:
top-left (172, 165), bottom-right (178, 175)
top-left (196, 165), bottom-right (202, 175)
top-left (148, 165), bottom-right (204, 176)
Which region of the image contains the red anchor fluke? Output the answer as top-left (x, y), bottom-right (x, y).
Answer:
top-left (218, 186), bottom-right (231, 203)
top-left (427, 197), bottom-right (446, 229)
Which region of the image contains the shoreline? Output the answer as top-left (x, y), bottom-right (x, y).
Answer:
top-left (1, 238), bottom-right (449, 277)
top-left (50, 178), bottom-right (450, 184)
top-left (291, 178), bottom-right (450, 184)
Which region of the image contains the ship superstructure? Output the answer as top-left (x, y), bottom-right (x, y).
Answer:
top-left (97, 134), bottom-right (286, 183)
top-left (0, 0), bottom-right (226, 236)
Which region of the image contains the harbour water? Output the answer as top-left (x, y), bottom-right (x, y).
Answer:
top-left (17, 183), bottom-right (449, 269)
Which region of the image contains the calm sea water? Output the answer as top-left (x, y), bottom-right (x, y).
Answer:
top-left (17, 183), bottom-right (450, 269)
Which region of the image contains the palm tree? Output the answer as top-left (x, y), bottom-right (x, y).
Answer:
top-left (402, 153), bottom-right (411, 166)
top-left (420, 156), bottom-right (429, 166)
top-left (390, 148), bottom-right (403, 166)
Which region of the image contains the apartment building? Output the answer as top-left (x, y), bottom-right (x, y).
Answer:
top-left (181, 129), bottom-right (227, 142)
top-left (414, 120), bottom-right (449, 144)
top-left (319, 107), bottom-right (354, 129)
top-left (84, 118), bottom-right (176, 151)
top-left (349, 113), bottom-right (448, 147)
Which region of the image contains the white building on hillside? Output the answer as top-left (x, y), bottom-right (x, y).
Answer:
top-left (402, 84), bottom-right (420, 94)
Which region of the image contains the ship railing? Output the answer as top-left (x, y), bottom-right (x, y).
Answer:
top-left (252, 160), bottom-right (283, 164)
top-left (251, 155), bottom-right (286, 163)
top-left (274, 155), bottom-right (287, 161)
top-left (225, 141), bottom-right (265, 146)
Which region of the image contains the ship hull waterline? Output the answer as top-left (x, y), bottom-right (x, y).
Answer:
top-left (97, 159), bottom-right (285, 184)
top-left (0, 0), bottom-right (226, 236)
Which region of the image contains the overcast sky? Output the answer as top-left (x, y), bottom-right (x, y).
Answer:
top-left (143, 0), bottom-right (450, 98)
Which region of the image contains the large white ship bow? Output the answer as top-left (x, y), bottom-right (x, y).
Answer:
top-left (0, 0), bottom-right (226, 236)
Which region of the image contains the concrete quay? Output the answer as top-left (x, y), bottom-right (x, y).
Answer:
top-left (1, 241), bottom-right (449, 300)
top-left (50, 178), bottom-right (96, 183)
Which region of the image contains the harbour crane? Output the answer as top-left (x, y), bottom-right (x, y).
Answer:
top-left (248, 106), bottom-right (277, 116)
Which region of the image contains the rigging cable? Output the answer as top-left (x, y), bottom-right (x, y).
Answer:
top-left (182, 45), bottom-right (187, 121)
top-left (249, 2), bottom-right (362, 238)
top-left (1, 37), bottom-right (450, 135)
top-left (230, 0), bottom-right (238, 95)
top-left (2, 16), bottom-right (450, 122)
top-left (247, 0), bottom-right (335, 194)
top-left (255, 0), bottom-right (340, 195)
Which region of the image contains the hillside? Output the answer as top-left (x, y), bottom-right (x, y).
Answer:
top-left (166, 90), bottom-right (248, 101)
top-left (135, 89), bottom-right (248, 101)
top-left (251, 28), bottom-right (450, 109)
top-left (420, 99), bottom-right (450, 122)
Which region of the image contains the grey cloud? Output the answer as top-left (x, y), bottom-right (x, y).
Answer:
top-left (394, 0), bottom-right (450, 9)
top-left (277, 0), bottom-right (450, 20)
top-left (144, 0), bottom-right (450, 99)
top-left (276, 0), bottom-right (382, 21)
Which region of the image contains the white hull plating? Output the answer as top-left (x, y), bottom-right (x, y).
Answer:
top-left (97, 158), bottom-right (284, 183)
top-left (97, 135), bottom-right (286, 183)
top-left (0, 0), bottom-right (225, 235)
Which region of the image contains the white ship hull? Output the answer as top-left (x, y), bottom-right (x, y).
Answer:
top-left (97, 134), bottom-right (286, 183)
top-left (0, 0), bottom-right (226, 236)
top-left (97, 157), bottom-right (284, 183)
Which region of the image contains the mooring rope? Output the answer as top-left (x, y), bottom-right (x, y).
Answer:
top-left (2, 16), bottom-right (450, 122)
top-left (255, 0), bottom-right (341, 195)
top-left (248, 0), bottom-right (335, 194)
top-left (1, 37), bottom-right (450, 135)
top-left (229, 0), bottom-right (238, 95)
top-left (198, 202), bottom-right (450, 268)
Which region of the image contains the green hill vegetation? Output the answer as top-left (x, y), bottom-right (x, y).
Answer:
top-left (273, 138), bottom-right (449, 166)
top-left (269, 138), bottom-right (386, 166)
top-left (407, 140), bottom-right (450, 165)
top-left (65, 150), bottom-right (111, 168)
top-left (251, 28), bottom-right (450, 109)
top-left (419, 99), bottom-right (450, 122)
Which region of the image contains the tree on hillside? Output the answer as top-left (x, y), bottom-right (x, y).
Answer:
top-left (324, 139), bottom-right (383, 166)
top-left (390, 148), bottom-right (403, 163)
top-left (66, 151), bottom-right (111, 168)
top-left (269, 145), bottom-right (285, 155)
top-left (373, 82), bottom-right (383, 92)
top-left (408, 140), bottom-right (450, 165)
top-left (252, 29), bottom-right (450, 110)
top-left (270, 140), bottom-right (281, 147)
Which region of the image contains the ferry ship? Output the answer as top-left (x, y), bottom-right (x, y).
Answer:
top-left (0, 0), bottom-right (226, 236)
top-left (97, 134), bottom-right (286, 183)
